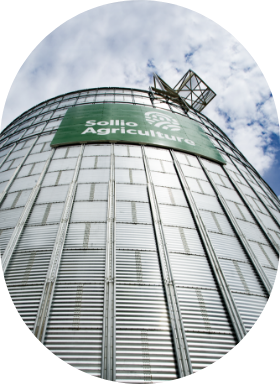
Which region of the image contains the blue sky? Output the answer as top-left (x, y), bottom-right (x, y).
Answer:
top-left (1, 1), bottom-right (279, 197)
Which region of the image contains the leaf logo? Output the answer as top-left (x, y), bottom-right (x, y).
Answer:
top-left (145, 111), bottom-right (181, 131)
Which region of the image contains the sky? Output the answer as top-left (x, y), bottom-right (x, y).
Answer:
top-left (1, 1), bottom-right (279, 197)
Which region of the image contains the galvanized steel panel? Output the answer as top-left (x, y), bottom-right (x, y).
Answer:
top-left (15, 224), bottom-right (59, 251)
top-left (116, 202), bottom-right (152, 224)
top-left (75, 183), bottom-right (108, 201)
top-left (0, 180), bottom-right (8, 194)
top-left (155, 186), bottom-right (187, 206)
top-left (78, 169), bottom-right (110, 183)
top-left (237, 220), bottom-right (267, 244)
top-left (116, 223), bottom-right (156, 251)
top-left (248, 241), bottom-right (278, 269)
top-left (0, 157), bottom-right (23, 172)
top-left (181, 164), bottom-right (207, 180)
top-left (116, 284), bottom-right (178, 382)
top-left (145, 147), bottom-right (172, 161)
top-left (25, 151), bottom-right (52, 165)
top-left (42, 170), bottom-right (74, 187)
top-left (114, 145), bottom-right (142, 157)
top-left (83, 144), bottom-right (111, 157)
top-left (200, 211), bottom-right (234, 236)
top-left (263, 267), bottom-right (277, 286)
top-left (0, 228), bottom-right (14, 253)
top-left (71, 201), bottom-right (107, 222)
top-left (186, 178), bottom-right (215, 195)
top-left (160, 204), bottom-right (195, 229)
top-left (65, 223), bottom-right (106, 249)
top-left (17, 162), bottom-right (45, 177)
top-left (151, 171), bottom-right (180, 189)
top-left (53, 146), bottom-right (80, 159)
top-left (185, 331), bottom-right (236, 372)
top-left (37, 185), bottom-right (69, 204)
top-left (9, 175), bottom-right (38, 192)
top-left (0, 169), bottom-right (15, 183)
top-left (219, 258), bottom-right (265, 295)
top-left (209, 172), bottom-right (232, 188)
top-left (174, 151), bottom-right (200, 168)
top-left (237, 182), bottom-right (257, 198)
top-left (8, 147), bottom-right (29, 160)
top-left (258, 212), bottom-right (279, 231)
top-left (218, 186), bottom-right (243, 204)
top-left (116, 250), bottom-right (162, 284)
top-left (170, 253), bottom-right (216, 289)
top-left (0, 207), bottom-right (24, 229)
top-left (45, 284), bottom-right (104, 377)
top-left (1, 189), bottom-right (32, 209)
top-left (115, 169), bottom-right (147, 185)
top-left (148, 159), bottom-right (175, 173)
top-left (49, 158), bottom-right (78, 172)
top-left (177, 287), bottom-right (236, 371)
top-left (268, 230), bottom-right (280, 247)
top-left (226, 201), bottom-right (254, 222)
top-left (116, 329), bottom-right (177, 382)
top-left (164, 226), bottom-right (205, 255)
top-left (57, 250), bottom-right (105, 283)
top-left (192, 192), bottom-right (223, 214)
top-left (28, 203), bottom-right (64, 225)
top-left (5, 250), bottom-right (51, 286)
top-left (6, 284), bottom-right (44, 330)
top-left (201, 159), bottom-right (225, 176)
top-left (232, 292), bottom-right (267, 332)
top-left (115, 156), bottom-right (144, 170)
top-left (81, 156), bottom-right (110, 169)
top-left (246, 195), bottom-right (267, 214)
top-left (116, 184), bottom-right (148, 202)
top-left (208, 232), bottom-right (248, 262)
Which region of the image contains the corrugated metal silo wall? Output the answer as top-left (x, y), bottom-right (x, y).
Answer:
top-left (0, 88), bottom-right (279, 383)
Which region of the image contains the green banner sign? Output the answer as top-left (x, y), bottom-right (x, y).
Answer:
top-left (51, 104), bottom-right (225, 164)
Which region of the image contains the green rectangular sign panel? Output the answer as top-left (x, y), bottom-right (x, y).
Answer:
top-left (51, 104), bottom-right (226, 164)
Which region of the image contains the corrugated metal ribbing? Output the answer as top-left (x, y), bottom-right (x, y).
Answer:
top-left (9, 175), bottom-right (39, 192)
top-left (159, 204), bottom-right (194, 228)
top-left (117, 223), bottom-right (157, 251)
top-left (232, 293), bottom-right (267, 332)
top-left (65, 223), bottom-right (107, 249)
top-left (70, 201), bottom-right (107, 223)
top-left (15, 225), bottom-right (60, 251)
top-left (116, 285), bottom-right (178, 383)
top-left (115, 169), bottom-right (147, 185)
top-left (258, 212), bottom-right (279, 231)
top-left (208, 233), bottom-right (247, 262)
top-left (116, 184), bottom-right (148, 202)
top-left (116, 202), bottom-right (152, 224)
top-left (116, 250), bottom-right (162, 284)
top-left (115, 156), bottom-right (144, 170)
top-left (192, 192), bottom-right (223, 214)
top-left (0, 228), bottom-right (14, 252)
top-left (36, 185), bottom-right (69, 204)
top-left (0, 207), bottom-right (24, 230)
top-left (81, 156), bottom-right (111, 169)
top-left (78, 169), bottom-right (110, 183)
top-left (177, 287), bottom-right (236, 372)
top-left (200, 211), bottom-right (235, 236)
top-left (155, 186), bottom-right (187, 206)
top-left (45, 262), bottom-right (105, 375)
top-left (7, 285), bottom-right (44, 330)
top-left (237, 220), bottom-right (268, 244)
top-left (75, 183), bottom-right (108, 201)
top-left (115, 145), bottom-right (143, 158)
top-left (164, 226), bottom-right (205, 255)
top-left (84, 144), bottom-right (111, 157)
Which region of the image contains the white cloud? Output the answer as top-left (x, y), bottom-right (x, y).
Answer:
top-left (1, 1), bottom-right (279, 189)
